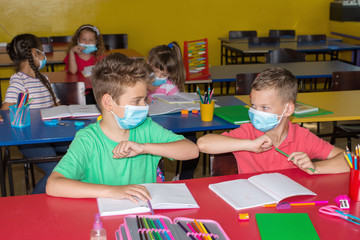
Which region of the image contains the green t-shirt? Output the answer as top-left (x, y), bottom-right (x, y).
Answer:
top-left (53, 117), bottom-right (184, 185)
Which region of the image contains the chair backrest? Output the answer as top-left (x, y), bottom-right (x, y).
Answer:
top-left (332, 71), bottom-right (360, 91)
top-left (39, 37), bottom-right (49, 44)
top-left (297, 34), bottom-right (326, 43)
top-left (102, 34), bottom-right (128, 50)
top-left (49, 36), bottom-right (72, 43)
top-left (51, 82), bottom-right (86, 105)
top-left (229, 30), bottom-right (257, 39)
top-left (265, 48), bottom-right (306, 64)
top-left (41, 43), bottom-right (53, 53)
top-left (248, 37), bottom-right (280, 46)
top-left (268, 30), bottom-right (295, 38)
top-left (210, 153), bottom-right (238, 177)
top-left (236, 73), bottom-right (258, 95)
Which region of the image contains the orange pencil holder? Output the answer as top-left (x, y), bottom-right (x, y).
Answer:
top-left (200, 101), bottom-right (215, 122)
top-left (349, 168), bottom-right (360, 202)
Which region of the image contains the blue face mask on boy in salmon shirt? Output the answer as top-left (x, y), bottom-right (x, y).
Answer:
top-left (248, 104), bottom-right (288, 132)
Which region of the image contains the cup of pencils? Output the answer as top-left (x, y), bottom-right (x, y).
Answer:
top-left (198, 86), bottom-right (214, 121)
top-left (346, 146), bottom-right (360, 201)
top-left (9, 91), bottom-right (31, 128)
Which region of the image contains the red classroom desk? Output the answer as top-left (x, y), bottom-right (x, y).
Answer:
top-left (0, 168), bottom-right (359, 240)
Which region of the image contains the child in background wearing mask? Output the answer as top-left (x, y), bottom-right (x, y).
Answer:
top-left (0, 34), bottom-right (69, 194)
top-left (64, 24), bottom-right (105, 74)
top-left (197, 67), bottom-right (349, 175)
top-left (46, 53), bottom-right (199, 200)
top-left (147, 42), bottom-right (199, 180)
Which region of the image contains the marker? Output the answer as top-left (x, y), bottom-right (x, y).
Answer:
top-left (275, 148), bottom-right (318, 173)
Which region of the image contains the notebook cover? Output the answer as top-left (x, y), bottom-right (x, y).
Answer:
top-left (292, 107), bottom-right (333, 118)
top-left (256, 213), bottom-right (320, 240)
top-left (214, 105), bottom-right (250, 124)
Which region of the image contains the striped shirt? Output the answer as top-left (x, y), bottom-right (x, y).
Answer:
top-left (148, 79), bottom-right (179, 97)
top-left (3, 72), bottom-right (56, 109)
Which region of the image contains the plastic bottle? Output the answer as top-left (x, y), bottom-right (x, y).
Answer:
top-left (90, 213), bottom-right (107, 240)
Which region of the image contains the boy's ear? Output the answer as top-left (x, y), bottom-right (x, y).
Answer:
top-left (101, 94), bottom-right (114, 112)
top-left (284, 102), bottom-right (295, 117)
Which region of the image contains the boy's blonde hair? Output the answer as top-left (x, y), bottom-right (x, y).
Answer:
top-left (252, 67), bottom-right (298, 103)
top-left (91, 53), bottom-right (153, 108)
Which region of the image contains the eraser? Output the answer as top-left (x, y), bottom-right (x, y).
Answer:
top-left (192, 110), bottom-right (199, 115)
top-left (44, 119), bottom-right (59, 126)
top-left (181, 110), bottom-right (189, 115)
top-left (238, 213), bottom-right (249, 221)
top-left (74, 121), bottom-right (85, 127)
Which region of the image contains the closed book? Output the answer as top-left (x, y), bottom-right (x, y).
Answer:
top-left (214, 105), bottom-right (250, 124)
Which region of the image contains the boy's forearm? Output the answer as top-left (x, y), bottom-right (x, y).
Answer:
top-left (314, 152), bottom-right (350, 174)
top-left (46, 172), bottom-right (114, 198)
top-left (197, 134), bottom-right (252, 154)
top-left (143, 139), bottom-right (199, 160)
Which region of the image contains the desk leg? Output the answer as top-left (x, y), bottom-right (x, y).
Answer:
top-left (220, 42), bottom-right (224, 65)
top-left (0, 147), bottom-right (6, 197)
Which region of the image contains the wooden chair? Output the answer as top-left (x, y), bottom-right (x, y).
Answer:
top-left (226, 31), bottom-right (257, 65)
top-left (102, 34), bottom-right (128, 50)
top-left (264, 48), bottom-right (309, 90)
top-left (236, 73), bottom-right (258, 95)
top-left (6, 82), bottom-right (86, 195)
top-left (248, 37), bottom-right (280, 63)
top-left (297, 34), bottom-right (327, 61)
top-left (210, 153), bottom-right (238, 177)
top-left (229, 30), bottom-right (257, 39)
top-left (49, 36), bottom-right (72, 43)
top-left (51, 82), bottom-right (86, 105)
top-left (269, 30), bottom-right (295, 38)
top-left (329, 71), bottom-right (360, 149)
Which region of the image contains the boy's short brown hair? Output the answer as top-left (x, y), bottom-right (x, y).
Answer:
top-left (91, 53), bottom-right (153, 108)
top-left (252, 67), bottom-right (298, 103)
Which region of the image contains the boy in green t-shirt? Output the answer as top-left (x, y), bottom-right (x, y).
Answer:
top-left (46, 53), bottom-right (199, 202)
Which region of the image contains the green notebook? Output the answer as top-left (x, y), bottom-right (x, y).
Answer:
top-left (256, 213), bottom-right (320, 240)
top-left (214, 105), bottom-right (250, 125)
top-left (292, 102), bottom-right (333, 118)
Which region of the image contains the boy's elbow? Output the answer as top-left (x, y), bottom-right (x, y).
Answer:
top-left (45, 172), bottom-right (62, 197)
top-left (197, 136), bottom-right (209, 153)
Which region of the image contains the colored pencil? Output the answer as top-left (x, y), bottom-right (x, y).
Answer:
top-left (202, 223), bottom-right (216, 240)
top-left (156, 219), bottom-right (171, 240)
top-left (344, 152), bottom-right (353, 169)
top-left (177, 222), bottom-right (196, 240)
top-left (264, 200), bottom-right (328, 208)
top-left (159, 218), bottom-right (175, 240)
top-left (275, 148), bottom-right (318, 173)
top-left (187, 222), bottom-right (202, 240)
top-left (136, 215), bottom-right (144, 240)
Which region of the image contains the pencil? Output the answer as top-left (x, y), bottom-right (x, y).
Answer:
top-left (136, 215), bottom-right (144, 240)
top-left (177, 222), bottom-right (196, 240)
top-left (140, 217), bottom-right (149, 240)
top-left (344, 152), bottom-right (353, 169)
top-left (275, 148), bottom-right (318, 173)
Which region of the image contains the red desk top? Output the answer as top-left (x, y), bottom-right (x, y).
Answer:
top-left (0, 169), bottom-right (359, 240)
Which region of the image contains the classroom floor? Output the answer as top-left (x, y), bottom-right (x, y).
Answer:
top-left (3, 120), bottom-right (360, 196)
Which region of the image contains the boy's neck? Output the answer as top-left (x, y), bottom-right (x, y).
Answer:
top-left (266, 118), bottom-right (289, 148)
top-left (20, 62), bottom-right (36, 78)
top-left (99, 114), bottom-right (129, 142)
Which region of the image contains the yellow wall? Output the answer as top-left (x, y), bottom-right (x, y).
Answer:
top-left (0, 0), bottom-right (333, 97)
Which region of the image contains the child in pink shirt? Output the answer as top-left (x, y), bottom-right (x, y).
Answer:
top-left (197, 67), bottom-right (349, 175)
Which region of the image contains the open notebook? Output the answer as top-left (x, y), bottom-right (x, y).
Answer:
top-left (97, 183), bottom-right (199, 216)
top-left (209, 173), bottom-right (316, 210)
top-left (152, 92), bottom-right (199, 104)
top-left (40, 105), bottom-right (100, 120)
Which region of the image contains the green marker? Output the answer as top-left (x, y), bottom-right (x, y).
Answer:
top-left (275, 148), bottom-right (318, 174)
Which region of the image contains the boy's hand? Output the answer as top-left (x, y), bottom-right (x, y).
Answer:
top-left (70, 45), bottom-right (85, 54)
top-left (288, 152), bottom-right (316, 174)
top-left (0, 114), bottom-right (3, 122)
top-left (111, 184), bottom-right (151, 203)
top-left (113, 141), bottom-right (144, 158)
top-left (250, 134), bottom-right (273, 153)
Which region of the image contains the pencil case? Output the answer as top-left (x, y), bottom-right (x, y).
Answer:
top-left (116, 214), bottom-right (230, 240)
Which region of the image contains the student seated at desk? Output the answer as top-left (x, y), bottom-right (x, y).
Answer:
top-left (147, 42), bottom-right (199, 180)
top-left (63, 24), bottom-right (105, 74)
top-left (1, 34), bottom-right (69, 194)
top-left (197, 67), bottom-right (349, 174)
top-left (46, 53), bottom-right (199, 201)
